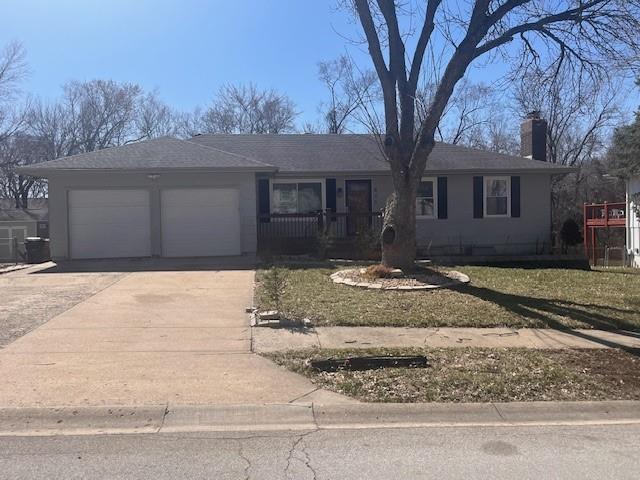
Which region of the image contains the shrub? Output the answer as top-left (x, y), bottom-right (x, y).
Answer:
top-left (261, 266), bottom-right (288, 311)
top-left (314, 230), bottom-right (331, 259)
top-left (355, 228), bottom-right (381, 260)
top-left (560, 218), bottom-right (583, 249)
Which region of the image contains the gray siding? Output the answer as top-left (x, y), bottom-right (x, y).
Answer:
top-left (48, 171), bottom-right (257, 260)
top-left (375, 173), bottom-right (552, 255)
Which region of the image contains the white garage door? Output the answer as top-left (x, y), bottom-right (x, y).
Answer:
top-left (68, 189), bottom-right (151, 259)
top-left (161, 188), bottom-right (241, 257)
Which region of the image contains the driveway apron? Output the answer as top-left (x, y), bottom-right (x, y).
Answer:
top-left (0, 268), bottom-right (350, 407)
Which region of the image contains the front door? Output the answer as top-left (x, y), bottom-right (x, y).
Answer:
top-left (345, 180), bottom-right (372, 236)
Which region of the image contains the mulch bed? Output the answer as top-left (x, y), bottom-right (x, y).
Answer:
top-left (333, 266), bottom-right (469, 289)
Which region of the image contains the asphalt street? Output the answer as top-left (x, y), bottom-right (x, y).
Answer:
top-left (1, 423), bottom-right (638, 479)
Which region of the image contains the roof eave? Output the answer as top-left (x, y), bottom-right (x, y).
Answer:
top-left (16, 165), bottom-right (278, 176)
top-left (424, 166), bottom-right (577, 175)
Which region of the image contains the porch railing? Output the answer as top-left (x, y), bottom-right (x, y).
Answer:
top-left (584, 202), bottom-right (626, 228)
top-left (257, 211), bottom-right (384, 241)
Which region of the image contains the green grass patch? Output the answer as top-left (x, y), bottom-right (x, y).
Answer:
top-left (255, 265), bottom-right (640, 330)
top-left (267, 347), bottom-right (640, 403)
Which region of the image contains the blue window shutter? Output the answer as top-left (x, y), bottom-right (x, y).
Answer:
top-left (473, 176), bottom-right (484, 218)
top-left (326, 178), bottom-right (337, 213)
top-left (257, 178), bottom-right (270, 222)
top-left (437, 176), bottom-right (448, 219)
top-left (511, 176), bottom-right (521, 218)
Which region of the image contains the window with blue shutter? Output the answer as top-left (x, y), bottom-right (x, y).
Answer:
top-left (473, 176), bottom-right (484, 218)
top-left (437, 176), bottom-right (448, 219)
top-left (511, 176), bottom-right (521, 218)
top-left (257, 178), bottom-right (270, 222)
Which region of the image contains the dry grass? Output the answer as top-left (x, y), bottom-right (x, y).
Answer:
top-left (267, 347), bottom-right (640, 403)
top-left (255, 265), bottom-right (640, 330)
top-left (362, 264), bottom-right (395, 280)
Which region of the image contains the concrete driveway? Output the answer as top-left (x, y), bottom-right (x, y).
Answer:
top-left (0, 259), bottom-right (350, 408)
top-left (0, 265), bottom-right (124, 348)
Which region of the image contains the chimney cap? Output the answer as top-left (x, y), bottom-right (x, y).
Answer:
top-left (526, 110), bottom-right (542, 120)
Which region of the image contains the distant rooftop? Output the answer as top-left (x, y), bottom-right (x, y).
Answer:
top-left (0, 198), bottom-right (48, 222)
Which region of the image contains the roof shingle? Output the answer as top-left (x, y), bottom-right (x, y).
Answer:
top-left (21, 137), bottom-right (274, 172)
top-left (189, 134), bottom-right (572, 173)
top-left (20, 133), bottom-right (573, 175)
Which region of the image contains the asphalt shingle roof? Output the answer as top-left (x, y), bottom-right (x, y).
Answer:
top-left (20, 134), bottom-right (573, 175)
top-left (0, 199), bottom-right (48, 222)
top-left (189, 134), bottom-right (572, 173)
top-left (21, 137), bottom-right (274, 172)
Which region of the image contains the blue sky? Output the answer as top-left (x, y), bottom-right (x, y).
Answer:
top-left (2, 0), bottom-right (370, 124)
top-left (2, 0), bottom-right (638, 127)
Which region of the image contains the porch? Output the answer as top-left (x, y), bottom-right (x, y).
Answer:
top-left (257, 211), bottom-right (383, 255)
top-left (583, 202), bottom-right (627, 266)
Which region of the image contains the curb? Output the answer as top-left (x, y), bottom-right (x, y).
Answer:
top-left (1, 401), bottom-right (639, 437)
top-left (0, 406), bottom-right (167, 436)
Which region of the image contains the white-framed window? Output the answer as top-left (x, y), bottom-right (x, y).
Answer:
top-left (484, 176), bottom-right (510, 217)
top-left (271, 179), bottom-right (324, 214)
top-left (416, 177), bottom-right (437, 218)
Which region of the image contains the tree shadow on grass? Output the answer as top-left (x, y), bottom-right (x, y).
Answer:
top-left (457, 284), bottom-right (640, 354)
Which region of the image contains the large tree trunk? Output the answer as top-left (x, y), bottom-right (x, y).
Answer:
top-left (381, 174), bottom-right (417, 271)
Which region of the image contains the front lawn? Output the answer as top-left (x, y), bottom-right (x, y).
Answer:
top-left (255, 265), bottom-right (640, 330)
top-left (267, 347), bottom-right (640, 403)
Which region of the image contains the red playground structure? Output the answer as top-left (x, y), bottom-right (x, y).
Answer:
top-left (583, 202), bottom-right (627, 265)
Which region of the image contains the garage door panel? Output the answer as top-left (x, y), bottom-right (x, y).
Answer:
top-left (71, 190), bottom-right (150, 208)
top-left (69, 189), bottom-right (151, 259)
top-left (162, 189), bottom-right (232, 207)
top-left (161, 188), bottom-right (241, 258)
top-left (69, 205), bottom-right (151, 226)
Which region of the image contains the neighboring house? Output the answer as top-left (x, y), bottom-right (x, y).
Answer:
top-left (627, 176), bottom-right (640, 268)
top-left (0, 199), bottom-right (49, 260)
top-left (19, 116), bottom-right (571, 261)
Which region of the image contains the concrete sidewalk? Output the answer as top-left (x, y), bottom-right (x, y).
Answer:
top-left (1, 400), bottom-right (639, 436)
top-left (252, 326), bottom-right (640, 352)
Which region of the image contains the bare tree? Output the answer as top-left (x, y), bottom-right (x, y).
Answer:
top-left (317, 55), bottom-right (377, 133)
top-left (346, 0), bottom-right (640, 269)
top-left (200, 83), bottom-right (297, 134)
top-left (515, 70), bottom-right (621, 169)
top-left (0, 133), bottom-right (48, 207)
top-left (27, 79), bottom-right (145, 159)
top-left (62, 79), bottom-right (142, 152)
top-left (515, 68), bottom-right (623, 231)
top-left (0, 41), bottom-right (28, 143)
top-left (609, 79), bottom-right (640, 177)
top-left (460, 109), bottom-right (520, 154)
top-left (174, 107), bottom-right (206, 138)
top-left (26, 100), bottom-right (77, 161)
top-left (135, 91), bottom-right (180, 139)
top-left (418, 79), bottom-right (497, 145)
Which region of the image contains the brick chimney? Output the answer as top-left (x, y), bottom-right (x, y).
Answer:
top-left (520, 111), bottom-right (547, 162)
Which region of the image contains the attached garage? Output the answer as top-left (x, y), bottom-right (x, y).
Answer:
top-left (68, 189), bottom-right (151, 259)
top-left (160, 188), bottom-right (241, 257)
top-left (18, 137), bottom-right (275, 260)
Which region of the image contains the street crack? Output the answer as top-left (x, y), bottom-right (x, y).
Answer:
top-left (285, 430), bottom-right (317, 480)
